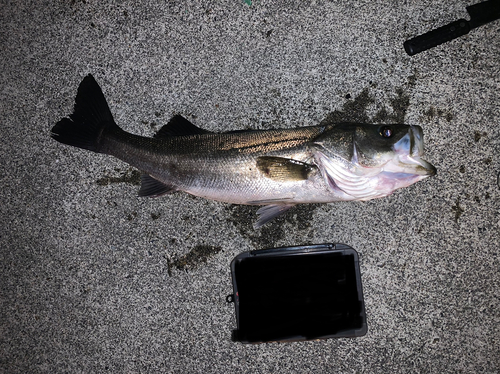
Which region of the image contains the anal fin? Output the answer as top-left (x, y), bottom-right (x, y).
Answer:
top-left (138, 174), bottom-right (177, 198)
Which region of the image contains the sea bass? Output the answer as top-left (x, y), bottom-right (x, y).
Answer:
top-left (51, 75), bottom-right (436, 227)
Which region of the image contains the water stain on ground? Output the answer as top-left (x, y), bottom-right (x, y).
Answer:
top-left (321, 84), bottom-right (412, 126)
top-left (126, 211), bottom-right (137, 221)
top-left (226, 204), bottom-right (317, 248)
top-left (425, 106), bottom-right (454, 122)
top-left (452, 197), bottom-right (464, 223)
top-left (169, 245), bottom-right (222, 274)
top-left (474, 131), bottom-right (487, 142)
top-left (320, 88), bottom-right (373, 124)
top-left (226, 205), bottom-right (285, 248)
top-left (96, 168), bottom-right (141, 186)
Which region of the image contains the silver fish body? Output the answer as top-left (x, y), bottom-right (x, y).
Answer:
top-left (52, 75), bottom-right (436, 227)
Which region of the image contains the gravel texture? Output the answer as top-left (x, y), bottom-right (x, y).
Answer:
top-left (1, 0), bottom-right (499, 373)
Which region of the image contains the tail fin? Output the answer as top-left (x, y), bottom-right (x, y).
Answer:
top-left (51, 74), bottom-right (119, 153)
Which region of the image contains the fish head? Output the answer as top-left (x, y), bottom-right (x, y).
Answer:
top-left (312, 123), bottom-right (436, 200)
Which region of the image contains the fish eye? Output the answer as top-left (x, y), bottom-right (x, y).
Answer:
top-left (379, 126), bottom-right (393, 138)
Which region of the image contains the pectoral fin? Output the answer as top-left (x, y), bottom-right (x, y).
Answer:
top-left (256, 156), bottom-right (313, 182)
top-left (254, 204), bottom-right (295, 228)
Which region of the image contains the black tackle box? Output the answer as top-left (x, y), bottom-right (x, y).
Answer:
top-left (227, 243), bottom-right (367, 343)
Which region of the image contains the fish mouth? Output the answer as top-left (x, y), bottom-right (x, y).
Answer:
top-left (396, 156), bottom-right (437, 176)
top-left (389, 125), bottom-right (436, 177)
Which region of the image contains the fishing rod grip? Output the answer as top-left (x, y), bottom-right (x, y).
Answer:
top-left (404, 19), bottom-right (470, 56)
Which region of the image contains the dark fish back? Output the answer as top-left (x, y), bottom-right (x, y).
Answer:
top-left (160, 126), bottom-right (329, 156)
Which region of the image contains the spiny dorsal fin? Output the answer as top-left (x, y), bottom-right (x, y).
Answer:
top-left (154, 115), bottom-right (212, 138)
top-left (256, 156), bottom-right (313, 182)
top-left (138, 174), bottom-right (177, 197)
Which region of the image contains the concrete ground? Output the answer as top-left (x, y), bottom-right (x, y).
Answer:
top-left (1, 0), bottom-right (499, 373)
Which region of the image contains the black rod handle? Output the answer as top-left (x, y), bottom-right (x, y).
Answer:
top-left (404, 19), bottom-right (471, 55)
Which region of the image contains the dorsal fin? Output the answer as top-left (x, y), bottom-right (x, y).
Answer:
top-left (154, 115), bottom-right (212, 138)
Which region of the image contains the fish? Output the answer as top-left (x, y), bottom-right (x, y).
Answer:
top-left (51, 75), bottom-right (436, 228)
